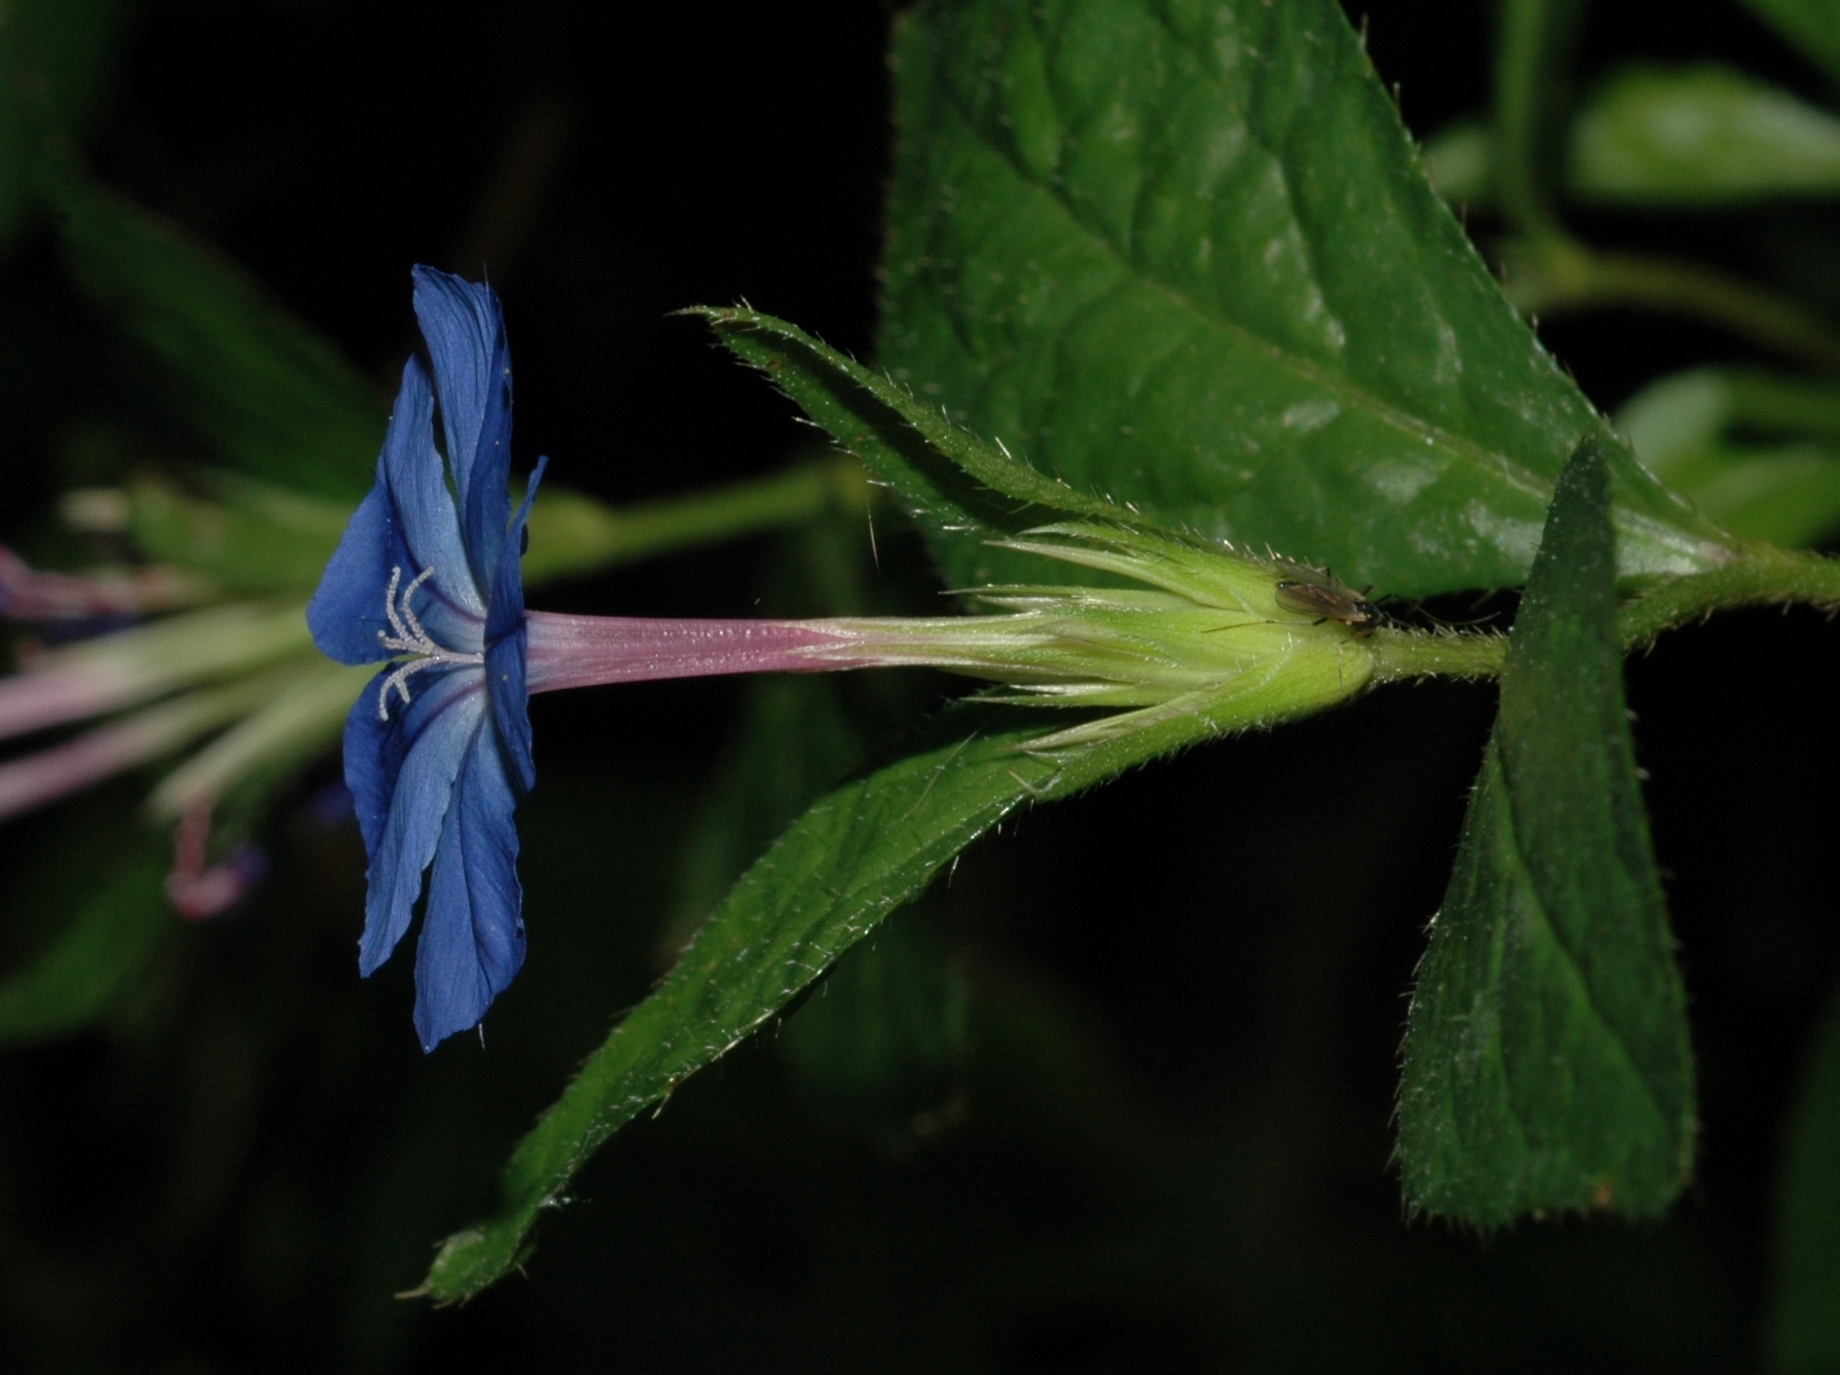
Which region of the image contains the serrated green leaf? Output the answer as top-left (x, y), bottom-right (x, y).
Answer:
top-left (692, 305), bottom-right (1140, 545)
top-left (1771, 980), bottom-right (1840, 1372)
top-left (1396, 432), bottom-right (1696, 1226)
top-left (422, 698), bottom-right (1234, 1302)
top-left (1569, 64), bottom-right (1840, 205)
top-left (877, 0), bottom-right (1732, 597)
top-left (1738, 0), bottom-right (1840, 90)
top-left (44, 171), bottom-right (385, 500)
top-left (0, 832), bottom-right (170, 1043)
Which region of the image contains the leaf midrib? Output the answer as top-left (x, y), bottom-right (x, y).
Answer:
top-left (935, 48), bottom-right (1733, 570)
top-left (933, 75), bottom-right (1557, 507)
top-left (1496, 743), bottom-right (1674, 1148)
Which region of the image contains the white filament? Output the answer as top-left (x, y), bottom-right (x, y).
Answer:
top-left (375, 566), bottom-right (483, 720)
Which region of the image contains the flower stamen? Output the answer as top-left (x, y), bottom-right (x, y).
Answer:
top-left (375, 566), bottom-right (484, 720)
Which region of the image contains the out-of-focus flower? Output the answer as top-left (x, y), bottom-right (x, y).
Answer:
top-left (0, 544), bottom-right (210, 623)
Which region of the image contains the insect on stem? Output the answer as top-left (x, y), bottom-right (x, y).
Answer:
top-left (1270, 560), bottom-right (1383, 636)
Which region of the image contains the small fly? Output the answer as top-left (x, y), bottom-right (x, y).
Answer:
top-left (1271, 559), bottom-right (1383, 636)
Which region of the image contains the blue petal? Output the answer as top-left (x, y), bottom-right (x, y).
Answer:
top-left (484, 624), bottom-right (532, 796)
top-left (307, 479), bottom-right (405, 665)
top-left (355, 667), bottom-right (488, 978)
top-left (484, 455), bottom-right (545, 793)
top-left (412, 266), bottom-right (507, 522)
top-left (308, 356), bottom-right (484, 661)
top-left (378, 356), bottom-right (486, 639)
top-left (412, 721), bottom-right (525, 1051)
top-left (341, 666), bottom-right (410, 861)
top-left (462, 338), bottom-right (514, 596)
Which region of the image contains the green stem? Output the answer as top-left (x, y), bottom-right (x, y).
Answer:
top-left (520, 456), bottom-right (871, 587)
top-left (1370, 545), bottom-right (1840, 681)
top-left (1502, 237), bottom-right (1840, 375)
top-left (1493, 0), bottom-right (1586, 235)
top-left (1618, 544), bottom-right (1840, 649)
top-left (1369, 627), bottom-right (1508, 683)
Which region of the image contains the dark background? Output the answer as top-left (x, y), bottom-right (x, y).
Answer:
top-left (1, 0), bottom-right (1837, 1369)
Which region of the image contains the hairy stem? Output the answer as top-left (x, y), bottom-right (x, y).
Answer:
top-left (1618, 544), bottom-right (1840, 649)
top-left (1368, 627), bottom-right (1508, 683)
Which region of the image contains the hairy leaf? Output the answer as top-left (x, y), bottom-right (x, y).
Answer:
top-left (877, 0), bottom-right (1732, 595)
top-left (422, 699), bottom-right (1234, 1301)
top-left (1396, 433), bottom-right (1696, 1225)
top-left (694, 306), bottom-right (1140, 542)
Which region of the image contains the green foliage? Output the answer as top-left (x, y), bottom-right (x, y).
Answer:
top-left (127, 473), bottom-right (354, 594)
top-left (1738, 0), bottom-right (1840, 89)
top-left (423, 701), bottom-right (1236, 1300)
top-left (1569, 65), bottom-right (1840, 205)
top-left (1618, 368), bottom-right (1840, 547)
top-left (1492, 0), bottom-right (1586, 230)
top-left (1427, 65), bottom-right (1840, 211)
top-left (0, 0), bottom-right (133, 254)
top-left (13, 0), bottom-right (1840, 1354)
top-left (1397, 435), bottom-right (1695, 1224)
top-left (875, 0), bottom-right (1729, 598)
top-left (518, 459), bottom-right (870, 589)
top-left (46, 172), bottom-right (387, 500)
top-left (693, 305), bottom-right (1137, 561)
top-left (0, 830), bottom-right (170, 1043)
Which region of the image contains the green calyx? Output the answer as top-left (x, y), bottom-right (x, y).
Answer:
top-left (817, 523), bottom-right (1395, 749)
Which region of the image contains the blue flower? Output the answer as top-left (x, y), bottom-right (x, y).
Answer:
top-left (308, 266), bottom-right (544, 1052)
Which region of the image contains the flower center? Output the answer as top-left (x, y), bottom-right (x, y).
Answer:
top-left (375, 566), bottom-right (484, 720)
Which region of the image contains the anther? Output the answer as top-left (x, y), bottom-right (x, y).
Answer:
top-left (374, 566), bottom-right (484, 720)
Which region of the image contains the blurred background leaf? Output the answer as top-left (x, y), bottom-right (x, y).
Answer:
top-left (1617, 368), bottom-right (1840, 546)
top-left (46, 172), bottom-right (387, 500)
top-left (1569, 65), bottom-right (1840, 207)
top-left (1427, 66), bottom-right (1840, 209)
top-left (0, 814), bottom-right (168, 1043)
top-left (1737, 0), bottom-right (1840, 90)
top-left (0, 0), bottom-right (134, 255)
